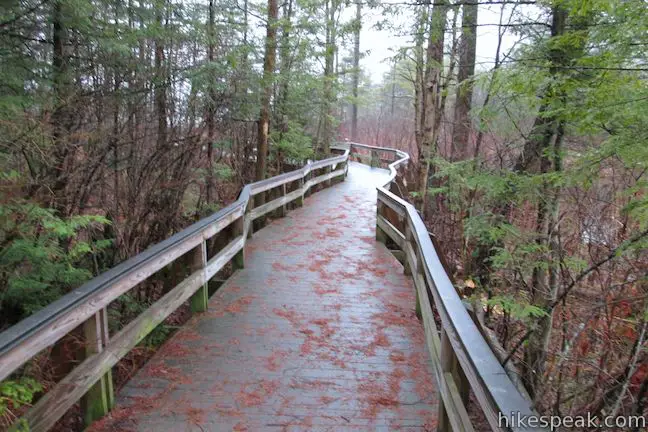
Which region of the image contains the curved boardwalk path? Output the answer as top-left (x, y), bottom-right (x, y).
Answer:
top-left (91, 163), bottom-right (438, 431)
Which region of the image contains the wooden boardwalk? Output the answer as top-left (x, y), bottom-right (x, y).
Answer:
top-left (91, 163), bottom-right (438, 432)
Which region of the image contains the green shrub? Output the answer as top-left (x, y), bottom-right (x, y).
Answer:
top-left (0, 202), bottom-right (110, 323)
top-left (0, 377), bottom-right (42, 430)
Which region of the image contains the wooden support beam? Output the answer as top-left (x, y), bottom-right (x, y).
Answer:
top-left (189, 241), bottom-right (208, 313)
top-left (80, 308), bottom-right (113, 426)
top-left (304, 172), bottom-right (312, 197)
top-left (376, 215), bottom-right (406, 249)
top-left (436, 329), bottom-right (472, 432)
top-left (371, 150), bottom-right (379, 167)
top-left (452, 352), bottom-right (471, 408)
top-left (232, 217), bottom-right (245, 270)
top-left (376, 202), bottom-right (388, 244)
top-left (246, 196), bottom-right (254, 239)
top-left (389, 249), bottom-right (405, 265)
top-left (438, 330), bottom-right (454, 432)
top-left (296, 178), bottom-right (305, 207)
top-left (280, 184), bottom-right (287, 216)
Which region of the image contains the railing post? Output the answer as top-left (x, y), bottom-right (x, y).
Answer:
top-left (304, 168), bottom-right (312, 198)
top-left (279, 184), bottom-right (287, 216)
top-left (438, 329), bottom-right (454, 432)
top-left (371, 150), bottom-right (379, 167)
top-left (437, 329), bottom-right (470, 432)
top-left (406, 225), bottom-right (422, 319)
top-left (232, 217), bottom-right (245, 270)
top-left (81, 308), bottom-right (113, 426)
top-left (296, 178), bottom-right (305, 207)
top-left (376, 201), bottom-right (388, 244)
top-left (325, 165), bottom-right (332, 187)
top-left (403, 225), bottom-right (413, 277)
top-left (452, 354), bottom-right (470, 408)
top-left (246, 197), bottom-right (254, 238)
top-left (189, 241), bottom-right (208, 313)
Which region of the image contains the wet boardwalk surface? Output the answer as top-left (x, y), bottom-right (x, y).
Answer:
top-left (92, 163), bottom-right (438, 431)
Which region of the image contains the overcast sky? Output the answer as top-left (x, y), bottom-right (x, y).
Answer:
top-left (358, 2), bottom-right (524, 82)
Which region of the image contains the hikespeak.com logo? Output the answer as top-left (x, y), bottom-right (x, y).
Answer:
top-left (499, 411), bottom-right (646, 430)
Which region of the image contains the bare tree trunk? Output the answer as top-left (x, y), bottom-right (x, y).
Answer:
top-left (351, 0), bottom-right (361, 141)
top-left (276, 0), bottom-right (293, 131)
top-left (418, 0), bottom-right (446, 217)
top-left (451, 0), bottom-right (477, 161)
top-left (50, 0), bottom-right (73, 214)
top-left (256, 0), bottom-right (278, 182)
top-left (390, 59), bottom-right (396, 117)
top-left (205, 0), bottom-right (215, 203)
top-left (413, 5), bottom-right (427, 158)
top-left (154, 0), bottom-right (167, 149)
top-left (321, 0), bottom-right (337, 155)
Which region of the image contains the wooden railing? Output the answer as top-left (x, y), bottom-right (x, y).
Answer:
top-left (0, 148), bottom-right (349, 432)
top-left (348, 142), bottom-right (542, 432)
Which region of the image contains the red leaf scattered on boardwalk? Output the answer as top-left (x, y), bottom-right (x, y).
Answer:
top-left (233, 422), bottom-right (248, 431)
top-left (313, 283), bottom-right (339, 295)
top-left (263, 349), bottom-right (290, 371)
top-left (224, 295), bottom-right (257, 314)
top-left (235, 380), bottom-right (279, 407)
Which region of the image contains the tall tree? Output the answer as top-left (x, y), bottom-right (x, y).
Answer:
top-left (276, 0), bottom-right (293, 131)
top-left (351, 0), bottom-right (361, 142)
top-left (256, 0), bottom-right (278, 182)
top-left (321, 0), bottom-right (338, 155)
top-left (418, 0), bottom-right (447, 216)
top-left (451, 0), bottom-right (477, 161)
top-left (50, 0), bottom-right (73, 214)
top-left (521, 4), bottom-right (586, 397)
top-left (154, 0), bottom-right (168, 149)
top-left (413, 5), bottom-right (428, 158)
top-left (205, 0), bottom-right (216, 203)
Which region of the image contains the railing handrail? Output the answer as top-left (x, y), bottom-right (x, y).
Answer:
top-left (0, 148), bottom-right (349, 383)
